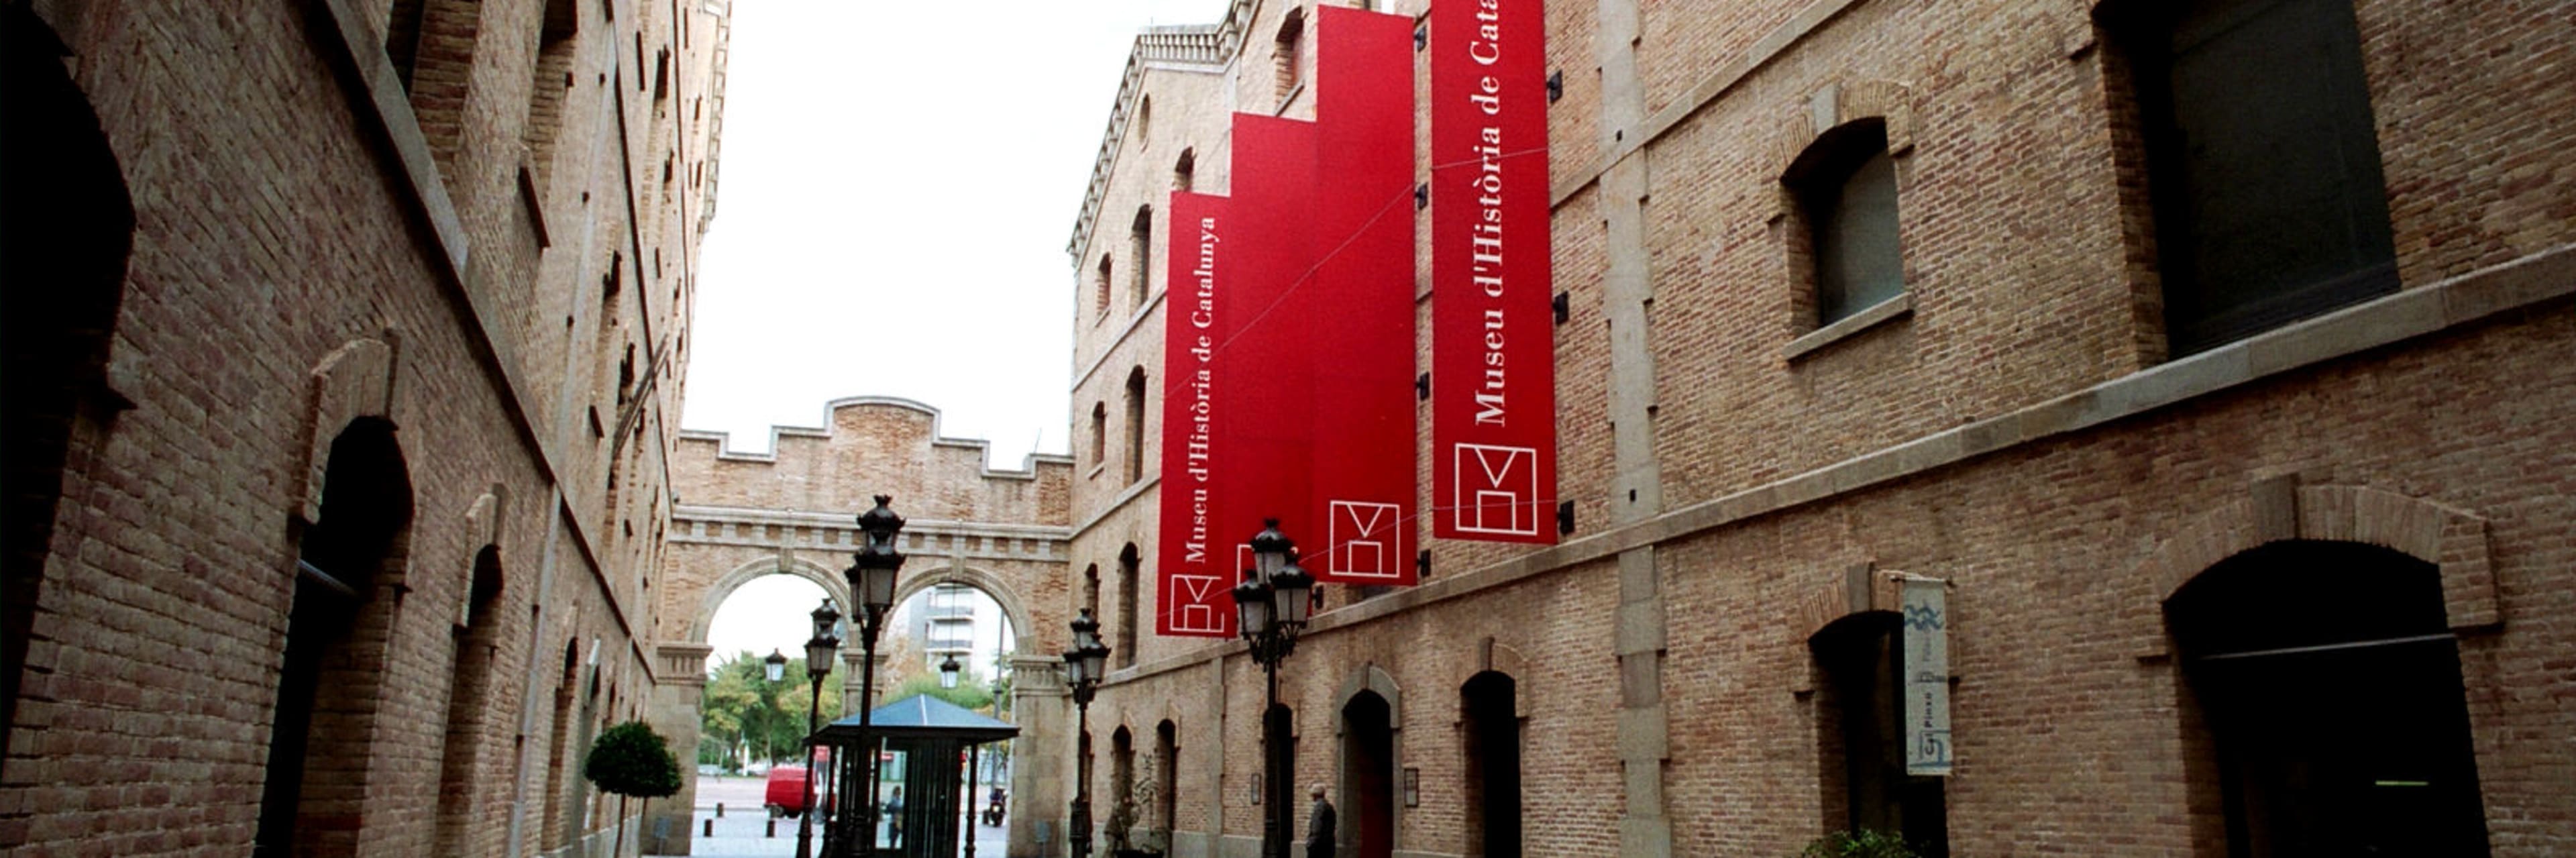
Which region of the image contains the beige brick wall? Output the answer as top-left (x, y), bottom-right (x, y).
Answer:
top-left (1061, 1), bottom-right (2576, 856)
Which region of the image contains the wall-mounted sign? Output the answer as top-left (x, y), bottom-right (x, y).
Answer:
top-left (1901, 577), bottom-right (1952, 776)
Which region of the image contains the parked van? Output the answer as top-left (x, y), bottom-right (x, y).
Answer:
top-left (762, 748), bottom-right (835, 818)
top-left (763, 766), bottom-right (810, 818)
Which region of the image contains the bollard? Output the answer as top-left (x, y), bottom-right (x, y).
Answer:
top-left (715, 802), bottom-right (724, 818)
top-left (765, 818), bottom-right (776, 838)
top-left (703, 818), bottom-right (713, 837)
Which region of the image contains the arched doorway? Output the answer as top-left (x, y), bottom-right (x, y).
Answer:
top-left (1459, 672), bottom-right (1520, 858)
top-left (1, 2), bottom-right (135, 774)
top-left (1809, 610), bottom-right (1946, 855)
top-left (1339, 690), bottom-right (1395, 858)
top-left (2166, 540), bottom-right (2489, 855)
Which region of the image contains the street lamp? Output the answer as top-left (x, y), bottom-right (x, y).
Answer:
top-left (796, 599), bottom-right (841, 858)
top-left (940, 653), bottom-right (963, 690)
top-left (845, 496), bottom-right (908, 855)
top-left (1063, 608), bottom-right (1110, 858)
top-left (1233, 519), bottom-right (1314, 858)
top-left (765, 649), bottom-right (789, 683)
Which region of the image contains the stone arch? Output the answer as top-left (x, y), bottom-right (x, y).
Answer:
top-left (1790, 561), bottom-right (1904, 648)
top-left (2133, 478), bottom-right (2498, 656)
top-left (1474, 637), bottom-right (1532, 718)
top-left (890, 563), bottom-right (1042, 655)
top-left (684, 554), bottom-right (853, 644)
top-left (1333, 662), bottom-right (1403, 734)
top-left (300, 338), bottom-right (402, 525)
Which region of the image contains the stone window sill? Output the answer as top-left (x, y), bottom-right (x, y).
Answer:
top-left (1784, 292), bottom-right (1913, 361)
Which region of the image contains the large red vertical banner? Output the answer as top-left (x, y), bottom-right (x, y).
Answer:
top-left (1157, 8), bottom-right (1426, 637)
top-left (1308, 6), bottom-right (1418, 586)
top-left (1432, 0), bottom-right (1554, 543)
top-left (1157, 192), bottom-right (1235, 637)
top-left (1224, 113), bottom-right (1321, 577)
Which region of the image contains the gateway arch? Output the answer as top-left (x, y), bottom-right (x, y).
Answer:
top-left (647, 398), bottom-right (1077, 857)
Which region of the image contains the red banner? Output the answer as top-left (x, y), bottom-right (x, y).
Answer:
top-left (1307, 6), bottom-right (1417, 586)
top-left (1432, 0), bottom-right (1554, 543)
top-left (1158, 9), bottom-right (1423, 636)
top-left (1157, 191), bottom-right (1236, 637)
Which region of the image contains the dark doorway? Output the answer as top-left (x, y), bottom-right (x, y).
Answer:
top-left (2167, 540), bottom-right (2489, 857)
top-left (256, 419), bottom-right (413, 858)
top-left (1811, 612), bottom-right (1946, 856)
top-left (1340, 690), bottom-right (1395, 858)
top-left (1460, 672), bottom-right (1521, 858)
top-left (1264, 703), bottom-right (1294, 852)
top-left (432, 546), bottom-right (507, 855)
top-left (1, 4), bottom-right (135, 775)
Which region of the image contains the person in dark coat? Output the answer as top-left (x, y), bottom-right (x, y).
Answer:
top-left (1305, 784), bottom-right (1337, 858)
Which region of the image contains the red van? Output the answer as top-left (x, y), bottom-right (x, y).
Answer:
top-left (763, 766), bottom-right (810, 818)
top-left (762, 750), bottom-right (835, 818)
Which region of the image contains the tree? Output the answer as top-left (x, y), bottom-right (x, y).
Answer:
top-left (584, 720), bottom-right (682, 857)
top-left (700, 650), bottom-right (847, 771)
top-left (883, 670), bottom-right (995, 712)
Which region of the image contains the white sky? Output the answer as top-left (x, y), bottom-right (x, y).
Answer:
top-left (683, 0), bottom-right (1236, 465)
top-left (692, 1), bottom-right (1234, 667)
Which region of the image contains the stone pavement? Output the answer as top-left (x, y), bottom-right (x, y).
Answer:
top-left (650, 777), bottom-right (1008, 857)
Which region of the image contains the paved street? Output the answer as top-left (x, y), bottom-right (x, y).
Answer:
top-left (651, 777), bottom-right (1008, 858)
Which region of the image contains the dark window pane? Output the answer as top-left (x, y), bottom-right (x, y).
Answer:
top-left (2139, 0), bottom-right (2397, 353)
top-left (1816, 150), bottom-right (1906, 323)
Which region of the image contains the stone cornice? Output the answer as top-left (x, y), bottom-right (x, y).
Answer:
top-left (1065, 2), bottom-right (1255, 268)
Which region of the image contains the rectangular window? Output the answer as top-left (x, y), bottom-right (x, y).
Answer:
top-left (2120, 0), bottom-right (2398, 354)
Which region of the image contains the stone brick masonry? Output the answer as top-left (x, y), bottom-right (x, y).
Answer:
top-left (1062, 1), bottom-right (2576, 857)
top-left (0, 0), bottom-right (727, 856)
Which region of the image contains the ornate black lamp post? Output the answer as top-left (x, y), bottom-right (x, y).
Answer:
top-left (1063, 609), bottom-right (1110, 858)
top-left (1232, 519), bottom-right (1314, 858)
top-left (765, 649), bottom-right (789, 683)
top-left (845, 496), bottom-right (908, 855)
top-left (940, 653), bottom-right (963, 690)
top-left (796, 599), bottom-right (841, 858)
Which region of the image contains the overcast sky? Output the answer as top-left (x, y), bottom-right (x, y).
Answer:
top-left (695, 1), bottom-right (1233, 666)
top-left (684, 0), bottom-right (1234, 466)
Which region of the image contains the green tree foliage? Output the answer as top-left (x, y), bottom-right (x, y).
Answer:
top-left (1795, 829), bottom-right (1919, 858)
top-left (584, 720), bottom-right (682, 798)
top-left (881, 667), bottom-right (995, 712)
top-left (699, 651), bottom-right (846, 770)
top-left (583, 720), bottom-right (682, 857)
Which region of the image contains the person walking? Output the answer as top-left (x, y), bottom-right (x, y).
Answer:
top-left (1305, 783), bottom-right (1337, 858)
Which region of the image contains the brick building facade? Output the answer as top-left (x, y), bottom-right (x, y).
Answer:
top-left (1, 0), bottom-right (727, 855)
top-left (1063, 1), bottom-right (2576, 857)
top-left (651, 396), bottom-right (1077, 856)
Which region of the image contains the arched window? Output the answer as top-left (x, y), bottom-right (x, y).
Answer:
top-left (1091, 402), bottom-right (1108, 470)
top-left (1274, 7), bottom-right (1306, 105)
top-left (433, 546), bottom-right (508, 855)
top-left (1173, 148), bottom-right (1196, 193)
top-left (1111, 726), bottom-right (1137, 825)
top-left (523, 0), bottom-right (579, 190)
top-left (2102, 0), bottom-right (2396, 355)
top-left (1155, 720), bottom-right (1179, 834)
top-left (2166, 541), bottom-right (2489, 854)
top-left (1785, 118), bottom-right (1904, 327)
top-left (1095, 254), bottom-right (1114, 319)
top-left (1116, 544), bottom-right (1141, 667)
top-left (386, 0), bottom-right (484, 169)
top-left (1810, 610), bottom-right (1947, 855)
top-left (1130, 206), bottom-right (1155, 309)
top-left (1124, 368), bottom-right (1148, 484)
top-left (1083, 564), bottom-right (1102, 619)
top-left (1136, 96), bottom-right (1152, 148)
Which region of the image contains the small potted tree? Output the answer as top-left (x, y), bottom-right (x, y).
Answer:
top-left (585, 720), bottom-right (683, 856)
